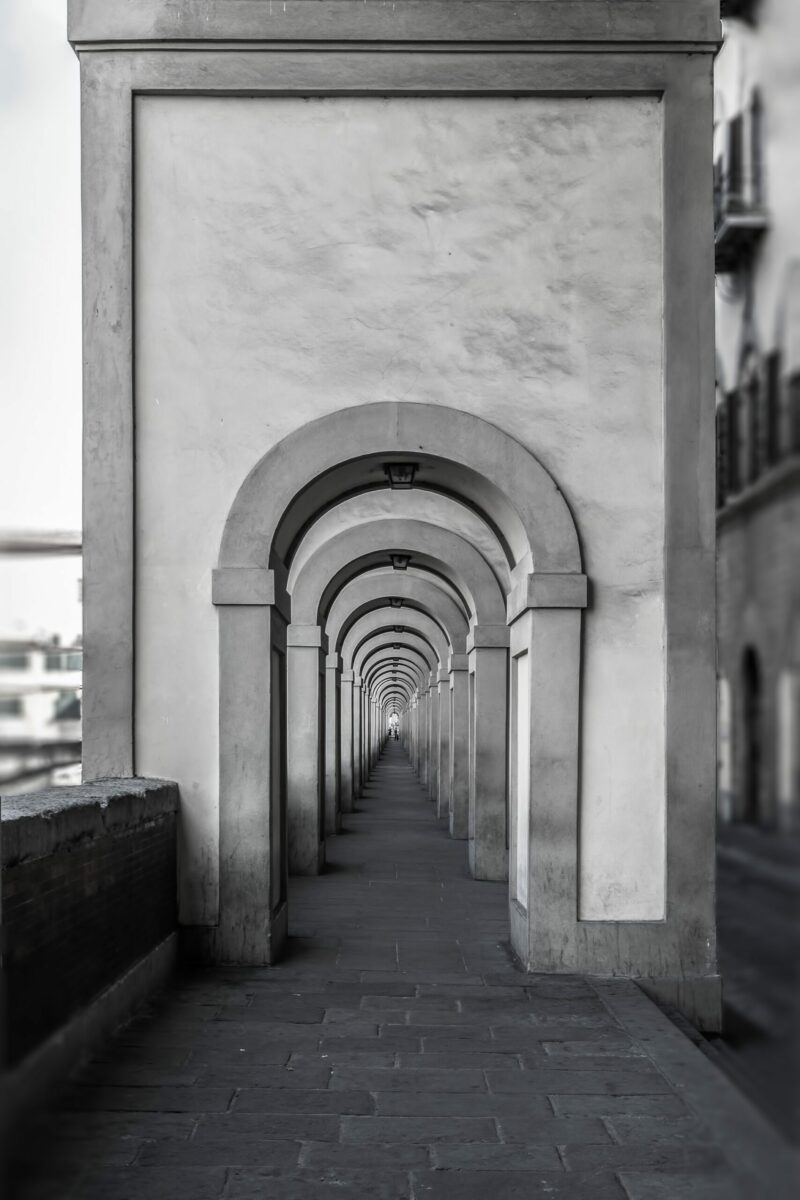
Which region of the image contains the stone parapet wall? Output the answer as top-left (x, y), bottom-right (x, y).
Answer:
top-left (2, 778), bottom-right (178, 1066)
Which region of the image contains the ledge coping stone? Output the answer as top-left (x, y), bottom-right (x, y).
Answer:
top-left (1, 778), bottom-right (179, 867)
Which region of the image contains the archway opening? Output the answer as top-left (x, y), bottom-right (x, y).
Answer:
top-left (214, 403), bottom-right (585, 968)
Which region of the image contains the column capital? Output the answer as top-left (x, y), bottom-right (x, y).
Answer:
top-left (467, 625), bottom-right (510, 653)
top-left (353, 675), bottom-right (363, 689)
top-left (437, 670), bottom-right (449, 685)
top-left (448, 652), bottom-right (469, 672)
top-left (341, 670), bottom-right (354, 684)
top-left (287, 623), bottom-right (327, 650)
top-left (507, 572), bottom-right (588, 623)
top-left (326, 652), bottom-right (341, 671)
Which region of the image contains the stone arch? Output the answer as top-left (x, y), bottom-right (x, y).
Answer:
top-left (342, 609), bottom-right (450, 673)
top-left (290, 519), bottom-right (506, 628)
top-left (289, 490), bottom-right (511, 598)
top-left (326, 574), bottom-right (470, 656)
top-left (354, 633), bottom-right (438, 679)
top-left (213, 402), bottom-right (586, 965)
top-left (219, 402), bottom-right (582, 579)
top-left (357, 633), bottom-right (438, 681)
top-left (333, 610), bottom-right (451, 825)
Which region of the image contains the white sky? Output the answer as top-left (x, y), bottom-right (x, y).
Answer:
top-left (0, 1), bottom-right (82, 639)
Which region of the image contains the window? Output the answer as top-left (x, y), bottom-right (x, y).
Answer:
top-left (750, 88), bottom-right (764, 207)
top-left (765, 351), bottom-right (781, 465)
top-left (737, 351), bottom-right (764, 489)
top-left (53, 690), bottom-right (81, 721)
top-left (789, 371), bottom-right (800, 455)
top-left (716, 405), bottom-right (729, 508)
top-left (44, 651), bottom-right (83, 672)
top-left (745, 367), bottom-right (760, 484)
top-left (0, 652), bottom-right (30, 670)
top-left (0, 696), bottom-right (23, 716)
top-left (727, 389), bottom-right (741, 494)
top-left (726, 114), bottom-right (744, 210)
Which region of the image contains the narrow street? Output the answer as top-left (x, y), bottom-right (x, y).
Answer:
top-left (714, 825), bottom-right (800, 1144)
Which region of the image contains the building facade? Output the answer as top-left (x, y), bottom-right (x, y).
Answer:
top-left (69, 0), bottom-right (721, 1026)
top-left (0, 640), bottom-right (82, 792)
top-left (715, 0), bottom-right (800, 831)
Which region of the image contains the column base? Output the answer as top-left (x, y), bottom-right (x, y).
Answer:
top-left (638, 974), bottom-right (722, 1034)
top-left (468, 838), bottom-right (508, 881)
top-left (289, 840), bottom-right (326, 876)
top-left (182, 900), bottom-right (288, 966)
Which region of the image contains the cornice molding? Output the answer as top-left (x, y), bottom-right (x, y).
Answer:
top-left (68, 1), bottom-right (721, 51)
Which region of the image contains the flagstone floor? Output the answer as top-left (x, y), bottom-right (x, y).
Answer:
top-left (9, 740), bottom-right (791, 1199)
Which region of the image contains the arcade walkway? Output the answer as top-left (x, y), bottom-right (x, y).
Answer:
top-left (10, 743), bottom-right (787, 1199)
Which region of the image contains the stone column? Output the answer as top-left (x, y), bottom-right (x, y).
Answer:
top-left (418, 687), bottom-right (429, 789)
top-left (428, 674), bottom-right (439, 803)
top-left (468, 627), bottom-right (510, 881)
top-left (436, 668), bottom-right (451, 820)
top-left (286, 624), bottom-right (326, 876)
top-left (410, 694), bottom-right (418, 772)
top-left (213, 566), bottom-right (288, 964)
top-left (339, 670), bottom-right (354, 813)
top-left (372, 696), bottom-right (379, 767)
top-left (449, 654), bottom-right (469, 840)
top-left (353, 675), bottom-right (363, 798)
top-left (362, 686), bottom-right (370, 785)
top-left (324, 652), bottom-right (341, 834)
top-left (505, 575), bottom-right (586, 974)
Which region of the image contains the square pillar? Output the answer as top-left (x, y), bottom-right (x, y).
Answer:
top-left (411, 694), bottom-right (419, 773)
top-left (505, 576), bottom-right (586, 974)
top-left (428, 674), bottom-right (439, 804)
top-left (468, 627), bottom-right (510, 881)
top-left (449, 654), bottom-right (469, 839)
top-left (436, 669), bottom-right (451, 820)
top-left (286, 624), bottom-right (326, 875)
top-left (418, 688), bottom-right (429, 788)
top-left (339, 670), bottom-right (355, 813)
top-left (213, 567), bottom-right (287, 964)
top-left (353, 675), bottom-right (363, 798)
top-left (325, 653), bottom-right (341, 834)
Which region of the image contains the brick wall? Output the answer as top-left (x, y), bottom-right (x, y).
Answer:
top-left (2, 779), bottom-right (178, 1066)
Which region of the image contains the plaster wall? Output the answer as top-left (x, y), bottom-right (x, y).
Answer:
top-left (134, 95), bottom-right (665, 924)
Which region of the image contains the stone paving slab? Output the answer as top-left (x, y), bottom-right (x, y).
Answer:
top-left (8, 741), bottom-right (797, 1199)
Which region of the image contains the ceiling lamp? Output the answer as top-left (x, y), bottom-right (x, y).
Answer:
top-left (383, 462), bottom-right (418, 489)
top-left (393, 625), bottom-right (404, 633)
top-left (390, 598), bottom-right (403, 608)
top-left (390, 553), bottom-right (411, 571)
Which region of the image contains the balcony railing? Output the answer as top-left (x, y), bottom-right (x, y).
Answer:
top-left (715, 192), bottom-right (769, 273)
top-left (715, 107), bottom-right (768, 273)
top-left (720, 1), bottom-right (759, 24)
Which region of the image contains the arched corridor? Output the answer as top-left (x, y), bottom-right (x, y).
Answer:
top-left (289, 737), bottom-right (508, 977)
top-left (212, 402), bottom-right (589, 976)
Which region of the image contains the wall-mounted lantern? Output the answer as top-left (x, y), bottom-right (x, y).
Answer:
top-left (383, 462), bottom-right (418, 489)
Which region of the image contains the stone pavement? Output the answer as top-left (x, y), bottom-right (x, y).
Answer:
top-left (8, 741), bottom-right (796, 1199)
top-left (715, 824), bottom-right (800, 1142)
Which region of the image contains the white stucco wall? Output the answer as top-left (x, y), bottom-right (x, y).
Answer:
top-left (134, 95), bottom-right (665, 925)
